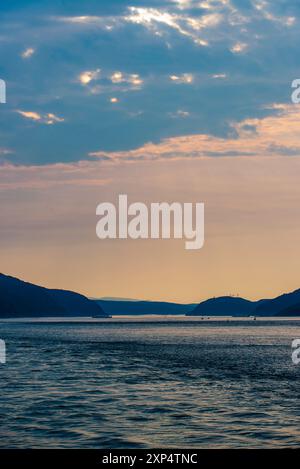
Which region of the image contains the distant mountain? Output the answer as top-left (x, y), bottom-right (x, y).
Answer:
top-left (187, 296), bottom-right (261, 317)
top-left (95, 297), bottom-right (141, 302)
top-left (2, 272), bottom-right (300, 318)
top-left (277, 303), bottom-right (300, 317)
top-left (95, 299), bottom-right (196, 316)
top-left (255, 289), bottom-right (300, 317)
top-left (50, 289), bottom-right (107, 317)
top-left (0, 273), bottom-right (107, 318)
top-left (189, 289), bottom-right (300, 317)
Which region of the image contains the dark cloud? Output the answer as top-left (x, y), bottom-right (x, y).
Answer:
top-left (0, 0), bottom-right (298, 164)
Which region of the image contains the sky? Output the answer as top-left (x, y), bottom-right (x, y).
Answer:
top-left (1, 0), bottom-right (300, 302)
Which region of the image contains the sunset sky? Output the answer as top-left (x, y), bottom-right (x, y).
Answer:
top-left (1, 0), bottom-right (300, 302)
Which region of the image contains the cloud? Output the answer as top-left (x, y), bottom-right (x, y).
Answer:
top-left (46, 113), bottom-right (65, 125)
top-left (56, 15), bottom-right (117, 31)
top-left (230, 42), bottom-right (248, 54)
top-left (54, 6), bottom-right (221, 48)
top-left (124, 7), bottom-right (221, 46)
top-left (16, 110), bottom-right (41, 121)
top-left (10, 104), bottom-right (300, 192)
top-left (78, 69), bottom-right (101, 85)
top-left (110, 71), bottom-right (143, 87)
top-left (6, 102), bottom-right (300, 192)
top-left (169, 73), bottom-right (194, 84)
top-left (0, 161), bottom-right (110, 191)
top-left (212, 73), bottom-right (227, 79)
top-left (76, 69), bottom-right (143, 97)
top-left (21, 47), bottom-right (35, 59)
top-left (58, 16), bottom-right (103, 25)
top-left (0, 148), bottom-right (13, 155)
top-left (1, 0), bottom-right (300, 166)
top-left (110, 71), bottom-right (123, 83)
top-left (89, 104), bottom-right (300, 161)
top-left (253, 0), bottom-right (296, 26)
top-left (169, 110), bottom-right (190, 118)
top-left (16, 110), bottom-right (64, 125)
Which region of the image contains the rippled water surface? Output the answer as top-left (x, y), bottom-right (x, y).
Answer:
top-left (0, 317), bottom-right (299, 448)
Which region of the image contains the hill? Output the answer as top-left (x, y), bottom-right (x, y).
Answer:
top-left (187, 296), bottom-right (260, 317)
top-left (255, 289), bottom-right (300, 316)
top-left (95, 299), bottom-right (196, 316)
top-left (277, 303), bottom-right (300, 317)
top-left (0, 273), bottom-right (107, 318)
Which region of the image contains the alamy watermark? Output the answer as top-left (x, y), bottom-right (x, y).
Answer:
top-left (0, 340), bottom-right (6, 364)
top-left (96, 194), bottom-right (204, 250)
top-left (291, 79), bottom-right (300, 103)
top-left (0, 79), bottom-right (6, 103)
top-left (0, 81), bottom-right (7, 364)
top-left (292, 339), bottom-right (300, 365)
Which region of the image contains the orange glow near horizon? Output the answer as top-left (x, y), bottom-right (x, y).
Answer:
top-left (1, 105), bottom-right (300, 302)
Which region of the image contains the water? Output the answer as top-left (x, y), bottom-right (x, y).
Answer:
top-left (0, 317), bottom-right (299, 448)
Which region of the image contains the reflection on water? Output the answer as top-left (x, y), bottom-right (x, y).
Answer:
top-left (0, 317), bottom-right (299, 448)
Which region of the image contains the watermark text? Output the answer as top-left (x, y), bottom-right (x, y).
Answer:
top-left (0, 79), bottom-right (6, 104)
top-left (96, 195), bottom-right (204, 250)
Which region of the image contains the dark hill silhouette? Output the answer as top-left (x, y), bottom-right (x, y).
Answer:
top-left (255, 289), bottom-right (300, 316)
top-left (2, 272), bottom-right (300, 318)
top-left (0, 273), bottom-right (107, 318)
top-left (277, 303), bottom-right (300, 317)
top-left (189, 290), bottom-right (300, 317)
top-left (187, 296), bottom-right (261, 317)
top-left (95, 299), bottom-right (196, 316)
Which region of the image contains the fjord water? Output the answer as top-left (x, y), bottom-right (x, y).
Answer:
top-left (0, 317), bottom-right (299, 448)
